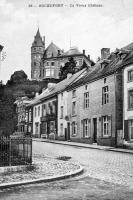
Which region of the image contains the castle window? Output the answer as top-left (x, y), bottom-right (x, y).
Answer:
top-left (51, 62), bottom-right (55, 66)
top-left (46, 68), bottom-right (50, 77)
top-left (34, 62), bottom-right (36, 66)
top-left (51, 68), bottom-right (55, 77)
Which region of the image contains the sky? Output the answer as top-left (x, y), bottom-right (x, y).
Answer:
top-left (0, 0), bottom-right (133, 83)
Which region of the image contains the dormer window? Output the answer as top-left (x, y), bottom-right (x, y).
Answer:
top-left (118, 49), bottom-right (130, 60)
top-left (100, 59), bottom-right (110, 69)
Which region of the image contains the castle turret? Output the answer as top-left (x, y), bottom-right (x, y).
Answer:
top-left (31, 28), bottom-right (45, 80)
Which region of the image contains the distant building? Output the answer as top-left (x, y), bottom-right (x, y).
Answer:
top-left (14, 96), bottom-right (31, 133)
top-left (31, 29), bottom-right (94, 81)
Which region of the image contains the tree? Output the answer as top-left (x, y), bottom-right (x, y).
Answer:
top-left (7, 70), bottom-right (28, 85)
top-left (59, 57), bottom-right (77, 80)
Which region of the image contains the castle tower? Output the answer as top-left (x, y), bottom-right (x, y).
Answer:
top-left (31, 28), bottom-right (45, 80)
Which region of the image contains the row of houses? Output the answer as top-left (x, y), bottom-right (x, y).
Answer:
top-left (15, 43), bottom-right (133, 148)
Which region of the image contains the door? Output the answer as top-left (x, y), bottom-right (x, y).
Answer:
top-left (93, 118), bottom-right (97, 143)
top-left (67, 122), bottom-right (70, 141)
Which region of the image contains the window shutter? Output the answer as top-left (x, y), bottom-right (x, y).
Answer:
top-left (40, 123), bottom-right (42, 135)
top-left (108, 115), bottom-right (112, 136)
top-left (124, 120), bottom-right (129, 141)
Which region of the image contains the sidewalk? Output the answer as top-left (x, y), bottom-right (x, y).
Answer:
top-left (33, 138), bottom-right (133, 154)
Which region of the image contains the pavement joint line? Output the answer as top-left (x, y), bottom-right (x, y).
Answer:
top-left (33, 139), bottom-right (133, 155)
top-left (0, 166), bottom-right (84, 189)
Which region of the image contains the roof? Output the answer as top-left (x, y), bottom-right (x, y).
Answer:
top-left (67, 44), bottom-right (133, 90)
top-left (122, 42), bottom-right (133, 51)
top-left (28, 68), bottom-right (87, 107)
top-left (44, 42), bottom-right (62, 58)
top-left (63, 47), bottom-right (82, 56)
top-left (32, 28), bottom-right (44, 47)
top-left (35, 28), bottom-right (41, 38)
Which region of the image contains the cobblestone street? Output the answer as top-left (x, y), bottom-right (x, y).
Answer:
top-left (0, 141), bottom-right (133, 199)
top-left (33, 141), bottom-right (133, 189)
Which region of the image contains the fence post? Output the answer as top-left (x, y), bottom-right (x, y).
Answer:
top-left (9, 137), bottom-right (11, 166)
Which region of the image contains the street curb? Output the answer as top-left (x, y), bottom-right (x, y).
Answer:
top-left (33, 139), bottom-right (133, 155)
top-left (0, 166), bottom-right (84, 189)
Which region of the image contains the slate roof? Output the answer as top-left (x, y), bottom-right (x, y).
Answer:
top-left (44, 42), bottom-right (62, 58)
top-left (32, 28), bottom-right (44, 47)
top-left (67, 45), bottom-right (133, 90)
top-left (28, 68), bottom-right (87, 107)
top-left (63, 47), bottom-right (82, 56)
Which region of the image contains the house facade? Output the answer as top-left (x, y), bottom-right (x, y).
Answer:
top-left (57, 91), bottom-right (68, 140)
top-left (40, 97), bottom-right (57, 139)
top-left (14, 96), bottom-right (31, 133)
top-left (33, 102), bottom-right (42, 137)
top-left (123, 63), bottom-right (133, 143)
top-left (66, 72), bottom-right (123, 146)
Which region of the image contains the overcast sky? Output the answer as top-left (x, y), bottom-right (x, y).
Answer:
top-left (0, 0), bottom-right (133, 83)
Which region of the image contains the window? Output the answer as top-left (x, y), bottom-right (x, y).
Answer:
top-left (50, 121), bottom-right (55, 132)
top-left (51, 62), bottom-right (55, 66)
top-left (128, 120), bottom-right (133, 140)
top-left (46, 68), bottom-right (51, 76)
top-left (51, 68), bottom-right (55, 77)
top-left (104, 78), bottom-right (106, 84)
top-left (102, 86), bottom-right (109, 104)
top-left (29, 109), bottom-right (32, 122)
top-left (84, 92), bottom-right (89, 109)
top-left (85, 85), bottom-right (88, 90)
top-left (42, 104), bottom-right (46, 116)
top-left (128, 70), bottom-right (133, 82)
top-left (60, 106), bottom-right (63, 119)
top-left (34, 62), bottom-right (36, 66)
top-left (38, 106), bottom-right (40, 116)
top-left (72, 90), bottom-right (76, 98)
top-left (72, 102), bottom-right (76, 116)
top-left (102, 116), bottom-right (109, 136)
top-left (35, 122), bottom-right (39, 135)
top-left (83, 119), bottom-right (90, 138)
top-left (128, 90), bottom-right (133, 109)
top-left (72, 121), bottom-right (77, 135)
top-left (25, 112), bottom-right (28, 122)
top-left (60, 123), bottom-right (64, 136)
top-left (79, 59), bottom-right (83, 65)
top-left (35, 107), bottom-right (37, 117)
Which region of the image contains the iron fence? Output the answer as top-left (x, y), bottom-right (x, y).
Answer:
top-left (0, 135), bottom-right (32, 167)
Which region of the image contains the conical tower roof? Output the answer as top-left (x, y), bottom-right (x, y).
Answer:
top-left (32, 28), bottom-right (44, 47)
top-left (35, 28), bottom-right (41, 38)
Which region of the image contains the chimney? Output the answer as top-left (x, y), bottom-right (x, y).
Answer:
top-left (83, 49), bottom-right (85, 55)
top-left (58, 50), bottom-right (60, 56)
top-left (88, 54), bottom-right (90, 60)
top-left (101, 48), bottom-right (110, 60)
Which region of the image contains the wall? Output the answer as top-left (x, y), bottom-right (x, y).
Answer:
top-left (58, 91), bottom-right (68, 140)
top-left (124, 64), bottom-right (133, 120)
top-left (33, 103), bottom-right (42, 137)
top-left (67, 74), bottom-right (117, 146)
